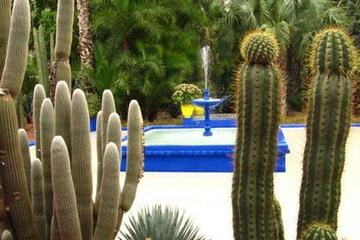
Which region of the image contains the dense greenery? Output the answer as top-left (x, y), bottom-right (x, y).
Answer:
top-left (90, 0), bottom-right (218, 120)
top-left (24, 0), bottom-right (360, 121)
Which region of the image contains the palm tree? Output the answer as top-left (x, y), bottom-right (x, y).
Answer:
top-left (91, 0), bottom-right (211, 120)
top-left (213, 0), bottom-right (348, 113)
top-left (76, 0), bottom-right (93, 69)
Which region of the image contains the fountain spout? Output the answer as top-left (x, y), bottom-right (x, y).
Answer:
top-left (192, 46), bottom-right (224, 136)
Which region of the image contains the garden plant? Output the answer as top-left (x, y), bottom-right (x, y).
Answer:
top-left (0, 0), bottom-right (144, 239)
top-left (232, 28), bottom-right (357, 240)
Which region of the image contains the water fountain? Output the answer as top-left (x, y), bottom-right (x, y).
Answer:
top-left (120, 45), bottom-right (290, 173)
top-left (192, 46), bottom-right (224, 136)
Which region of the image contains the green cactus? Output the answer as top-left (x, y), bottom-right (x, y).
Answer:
top-left (18, 129), bottom-right (31, 196)
top-left (0, 0), bottom-right (38, 238)
top-left (106, 112), bottom-right (122, 151)
top-left (33, 84), bottom-right (46, 158)
top-left (52, 0), bottom-right (74, 91)
top-left (272, 199), bottom-right (284, 240)
top-left (301, 223), bottom-right (337, 240)
top-left (309, 28), bottom-right (356, 76)
top-left (93, 143), bottom-right (120, 240)
top-left (31, 158), bottom-right (46, 240)
top-left (40, 98), bottom-right (55, 239)
top-left (51, 136), bottom-right (82, 240)
top-left (96, 90), bottom-right (115, 197)
top-left (96, 110), bottom-right (102, 195)
top-left (121, 100), bottom-right (144, 212)
top-left (232, 30), bottom-right (282, 240)
top-left (71, 89), bottom-right (93, 240)
top-left (297, 28), bottom-right (355, 238)
top-left (240, 29), bottom-right (280, 65)
top-left (0, 0), bottom-right (30, 99)
top-left (33, 25), bottom-right (49, 92)
top-left (54, 81), bottom-right (72, 157)
top-left (0, 0), bottom-right (11, 79)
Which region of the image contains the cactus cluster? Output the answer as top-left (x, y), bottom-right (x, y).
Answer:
top-left (0, 0), bottom-right (38, 239)
top-left (0, 0), bottom-right (144, 239)
top-left (232, 27), bottom-right (356, 240)
top-left (232, 30), bottom-right (283, 240)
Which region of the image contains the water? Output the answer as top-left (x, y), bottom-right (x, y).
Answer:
top-left (201, 45), bottom-right (211, 90)
top-left (144, 128), bottom-right (236, 146)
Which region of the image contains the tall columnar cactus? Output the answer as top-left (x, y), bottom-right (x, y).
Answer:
top-left (93, 143), bottom-right (120, 240)
top-left (33, 25), bottom-right (49, 92)
top-left (33, 84), bottom-right (46, 158)
top-left (50, 0), bottom-right (74, 96)
top-left (71, 89), bottom-right (92, 240)
top-left (18, 129), bottom-right (32, 196)
top-left (51, 136), bottom-right (82, 240)
top-left (297, 28), bottom-right (356, 239)
top-left (0, 0), bottom-right (11, 80)
top-left (0, 0), bottom-right (39, 238)
top-left (54, 81), bottom-right (72, 156)
top-left (232, 30), bottom-right (282, 240)
top-left (31, 159), bottom-right (46, 240)
top-left (40, 98), bottom-right (55, 239)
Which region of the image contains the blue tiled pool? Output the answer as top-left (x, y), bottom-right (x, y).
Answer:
top-left (121, 125), bottom-right (290, 172)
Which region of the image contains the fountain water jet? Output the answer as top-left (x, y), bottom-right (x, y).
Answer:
top-left (192, 46), bottom-right (224, 136)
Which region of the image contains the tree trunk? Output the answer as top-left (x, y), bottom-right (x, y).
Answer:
top-left (76, 0), bottom-right (94, 93)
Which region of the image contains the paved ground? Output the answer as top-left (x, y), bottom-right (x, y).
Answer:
top-left (30, 127), bottom-right (360, 240)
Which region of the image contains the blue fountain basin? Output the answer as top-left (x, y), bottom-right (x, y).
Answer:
top-left (192, 98), bottom-right (223, 109)
top-left (121, 125), bottom-right (290, 172)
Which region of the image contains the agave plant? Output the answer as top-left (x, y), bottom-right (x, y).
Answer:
top-left (120, 205), bottom-right (208, 240)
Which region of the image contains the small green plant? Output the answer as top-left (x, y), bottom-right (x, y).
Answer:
top-left (171, 83), bottom-right (202, 105)
top-left (120, 205), bottom-right (207, 240)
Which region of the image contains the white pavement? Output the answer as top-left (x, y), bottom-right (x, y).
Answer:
top-left (30, 127), bottom-right (360, 240)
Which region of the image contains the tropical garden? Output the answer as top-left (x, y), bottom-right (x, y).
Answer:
top-left (0, 0), bottom-right (360, 239)
top-left (19, 0), bottom-right (360, 124)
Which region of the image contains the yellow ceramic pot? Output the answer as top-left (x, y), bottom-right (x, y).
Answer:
top-left (193, 105), bottom-right (204, 115)
top-left (180, 104), bottom-right (194, 118)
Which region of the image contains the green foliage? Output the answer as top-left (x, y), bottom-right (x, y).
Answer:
top-left (120, 205), bottom-right (208, 240)
top-left (213, 0), bottom-right (349, 112)
top-left (91, 0), bottom-right (212, 120)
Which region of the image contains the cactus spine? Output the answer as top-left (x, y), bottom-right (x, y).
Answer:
top-left (71, 89), bottom-right (92, 240)
top-left (0, 0), bottom-right (38, 238)
top-left (297, 28), bottom-right (356, 239)
top-left (232, 30), bottom-right (282, 240)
